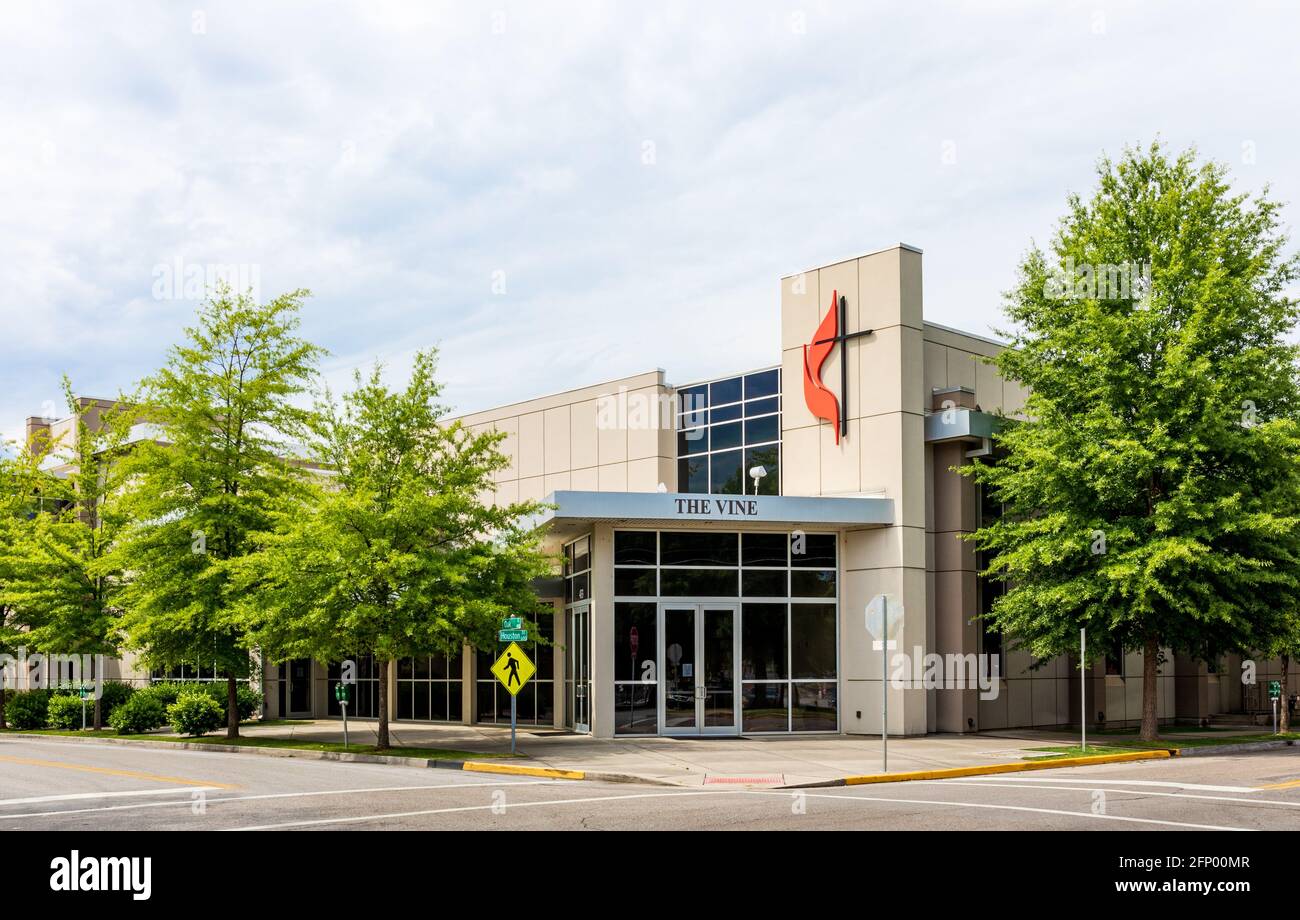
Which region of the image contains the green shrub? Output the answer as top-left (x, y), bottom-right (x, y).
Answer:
top-left (167, 691), bottom-right (225, 737)
top-left (108, 694), bottom-right (167, 734)
top-left (138, 681), bottom-right (185, 709)
top-left (47, 694), bottom-right (89, 730)
top-left (98, 681), bottom-right (136, 721)
top-left (6, 690), bottom-right (53, 730)
top-left (141, 681), bottom-right (262, 722)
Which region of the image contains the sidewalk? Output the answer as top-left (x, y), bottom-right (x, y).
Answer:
top-left (227, 719), bottom-right (1220, 786)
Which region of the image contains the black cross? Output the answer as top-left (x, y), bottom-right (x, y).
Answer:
top-left (814, 294), bottom-right (874, 437)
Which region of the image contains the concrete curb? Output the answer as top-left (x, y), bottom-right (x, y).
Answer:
top-left (786, 749), bottom-right (1173, 788)
top-left (0, 732), bottom-right (665, 785)
top-left (1172, 739), bottom-right (1296, 757)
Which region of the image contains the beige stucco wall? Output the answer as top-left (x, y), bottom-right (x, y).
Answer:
top-left (781, 244), bottom-right (929, 735)
top-left (451, 370), bottom-right (677, 506)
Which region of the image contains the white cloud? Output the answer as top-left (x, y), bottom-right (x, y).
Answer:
top-left (1, 0), bottom-right (1297, 427)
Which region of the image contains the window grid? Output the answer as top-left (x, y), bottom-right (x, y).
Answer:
top-left (676, 368), bottom-right (781, 496)
top-left (612, 530), bottom-right (838, 735)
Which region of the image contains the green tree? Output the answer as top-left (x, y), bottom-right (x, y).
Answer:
top-left (0, 443), bottom-right (47, 729)
top-left (966, 142), bottom-right (1300, 742)
top-left (109, 285), bottom-right (323, 738)
top-left (237, 350), bottom-right (552, 749)
top-left (0, 381), bottom-right (132, 729)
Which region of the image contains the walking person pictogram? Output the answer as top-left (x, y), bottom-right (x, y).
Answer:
top-left (506, 652), bottom-right (521, 687)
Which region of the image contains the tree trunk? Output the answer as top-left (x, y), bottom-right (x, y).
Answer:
top-left (1281, 654), bottom-right (1291, 734)
top-left (1139, 634), bottom-right (1160, 742)
top-left (93, 694), bottom-right (103, 731)
top-left (0, 685), bottom-right (6, 730)
top-left (377, 658), bottom-right (389, 750)
top-left (226, 674), bottom-right (240, 739)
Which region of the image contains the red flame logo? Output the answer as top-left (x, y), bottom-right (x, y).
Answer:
top-left (803, 290), bottom-right (841, 444)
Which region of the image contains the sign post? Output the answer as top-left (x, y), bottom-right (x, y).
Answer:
top-left (79, 684), bottom-right (89, 731)
top-left (334, 682), bottom-right (353, 748)
top-left (1270, 680), bottom-right (1281, 734)
top-left (1080, 628), bottom-right (1086, 753)
top-left (866, 595), bottom-right (903, 773)
top-left (490, 639), bottom-right (536, 755)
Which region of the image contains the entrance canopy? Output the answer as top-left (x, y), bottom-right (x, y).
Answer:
top-left (534, 490), bottom-right (893, 540)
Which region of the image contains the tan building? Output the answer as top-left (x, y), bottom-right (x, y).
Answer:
top-left (12, 244), bottom-right (1294, 736)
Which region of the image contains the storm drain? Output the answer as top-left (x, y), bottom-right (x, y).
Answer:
top-left (703, 774), bottom-right (785, 786)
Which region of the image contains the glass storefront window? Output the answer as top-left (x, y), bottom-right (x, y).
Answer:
top-left (397, 649), bottom-right (464, 721)
top-left (660, 531), bottom-right (738, 567)
top-left (613, 529), bottom-right (838, 734)
top-left (791, 604), bottom-right (837, 679)
top-left (791, 682), bottom-right (837, 731)
top-left (741, 603), bottom-right (787, 680)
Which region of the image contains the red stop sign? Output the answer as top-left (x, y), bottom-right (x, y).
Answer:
top-left (630, 626), bottom-right (639, 658)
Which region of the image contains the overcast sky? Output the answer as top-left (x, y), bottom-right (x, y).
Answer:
top-left (3, 1), bottom-right (1298, 447)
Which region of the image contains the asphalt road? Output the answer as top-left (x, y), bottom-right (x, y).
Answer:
top-left (3, 737), bottom-right (1299, 831)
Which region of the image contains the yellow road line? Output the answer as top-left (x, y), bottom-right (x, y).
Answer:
top-left (841, 750), bottom-right (1172, 786)
top-left (1256, 777), bottom-right (1300, 790)
top-left (461, 761), bottom-right (585, 780)
top-left (0, 754), bottom-right (236, 790)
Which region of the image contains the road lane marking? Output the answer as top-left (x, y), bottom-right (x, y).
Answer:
top-left (0, 780), bottom-right (560, 820)
top-left (908, 780), bottom-right (1300, 808)
top-left (0, 787), bottom-right (222, 807)
top-left (751, 789), bottom-right (1254, 831)
top-left (1256, 777), bottom-right (1300, 790)
top-left (0, 754), bottom-right (236, 790)
top-left (224, 790), bottom-right (738, 830)
top-left (960, 776), bottom-right (1258, 793)
top-left (223, 782), bottom-right (1256, 831)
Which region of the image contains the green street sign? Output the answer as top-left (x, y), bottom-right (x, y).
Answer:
top-left (502, 617), bottom-right (523, 629)
top-left (499, 629), bottom-right (529, 642)
top-left (334, 683), bottom-right (352, 703)
top-left (1269, 680), bottom-right (1281, 700)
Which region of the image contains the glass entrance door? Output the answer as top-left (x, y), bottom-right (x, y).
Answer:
top-left (288, 658), bottom-right (312, 716)
top-left (659, 603), bottom-right (738, 735)
top-left (567, 604), bottom-right (591, 733)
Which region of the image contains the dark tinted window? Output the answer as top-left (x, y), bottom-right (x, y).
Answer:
top-left (659, 568), bottom-right (739, 597)
top-left (678, 428), bottom-right (708, 455)
top-left (745, 396), bottom-right (779, 417)
top-left (742, 533), bottom-right (788, 567)
top-left (615, 531), bottom-right (657, 566)
top-left (791, 533), bottom-right (836, 568)
top-left (742, 603), bottom-right (787, 679)
top-left (712, 421), bottom-right (742, 452)
top-left (614, 568), bottom-right (656, 596)
top-left (791, 569), bottom-right (836, 598)
top-left (746, 445), bottom-right (779, 495)
top-left (614, 603), bottom-right (656, 681)
top-left (678, 385), bottom-right (707, 412)
top-left (711, 450), bottom-right (743, 494)
top-left (744, 369), bottom-right (780, 399)
top-left (745, 415), bottom-right (779, 445)
top-left (791, 604), bottom-right (837, 679)
top-left (742, 569), bottom-right (787, 597)
top-left (710, 403), bottom-right (742, 423)
top-left (679, 457), bottom-right (708, 493)
top-left (660, 531), bottom-right (738, 567)
top-left (710, 377), bottom-right (742, 405)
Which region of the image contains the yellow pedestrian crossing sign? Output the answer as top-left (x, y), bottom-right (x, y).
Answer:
top-left (490, 642), bottom-right (535, 696)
